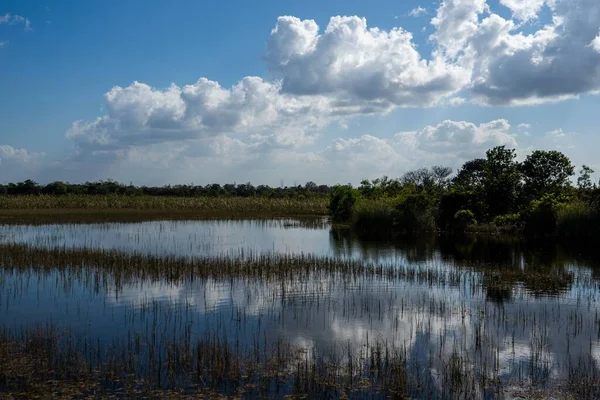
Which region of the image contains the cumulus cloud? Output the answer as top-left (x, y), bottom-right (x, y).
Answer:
top-left (436, 0), bottom-right (600, 105)
top-left (431, 0), bottom-right (488, 60)
top-left (396, 119), bottom-right (517, 160)
top-left (499, 0), bottom-right (547, 22)
top-left (0, 145), bottom-right (45, 182)
top-left (267, 15), bottom-right (468, 108)
top-left (66, 77), bottom-right (328, 150)
top-left (326, 135), bottom-right (403, 173)
top-left (66, 1), bottom-right (600, 158)
top-left (320, 119), bottom-right (519, 179)
top-left (0, 145), bottom-right (44, 165)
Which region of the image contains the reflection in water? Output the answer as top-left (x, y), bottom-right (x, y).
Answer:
top-left (1, 219), bottom-right (600, 397)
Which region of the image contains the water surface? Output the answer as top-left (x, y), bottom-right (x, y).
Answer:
top-left (1, 219), bottom-right (599, 397)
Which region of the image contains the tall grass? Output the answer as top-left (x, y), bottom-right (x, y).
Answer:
top-left (352, 199), bottom-right (397, 232)
top-left (556, 201), bottom-right (600, 238)
top-left (0, 195), bottom-right (328, 223)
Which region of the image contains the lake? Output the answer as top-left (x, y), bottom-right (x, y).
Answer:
top-left (1, 218), bottom-right (599, 398)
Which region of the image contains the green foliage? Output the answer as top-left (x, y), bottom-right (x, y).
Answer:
top-left (523, 195), bottom-right (560, 237)
top-left (336, 145), bottom-right (600, 238)
top-left (577, 165), bottom-right (595, 191)
top-left (556, 202), bottom-right (600, 238)
top-left (438, 191), bottom-right (484, 230)
top-left (328, 185), bottom-right (360, 222)
top-left (483, 146), bottom-right (521, 216)
top-left (0, 180), bottom-right (332, 199)
top-left (394, 193), bottom-right (436, 233)
top-left (521, 150), bottom-right (574, 202)
top-left (453, 209), bottom-right (476, 232)
top-left (453, 159), bottom-right (486, 192)
top-left (352, 199), bottom-right (397, 232)
top-left (492, 213), bottom-right (521, 230)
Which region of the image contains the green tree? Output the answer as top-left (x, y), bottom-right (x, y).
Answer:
top-left (453, 159), bottom-right (486, 192)
top-left (328, 185), bottom-right (360, 222)
top-left (483, 146), bottom-right (521, 217)
top-left (577, 165), bottom-right (594, 190)
top-left (521, 150), bottom-right (574, 201)
top-left (431, 165), bottom-right (453, 188)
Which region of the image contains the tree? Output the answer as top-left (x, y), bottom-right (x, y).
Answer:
top-left (328, 185), bottom-right (360, 222)
top-left (304, 181), bottom-right (317, 192)
top-left (42, 181), bottom-right (68, 195)
top-left (483, 146), bottom-right (521, 217)
top-left (402, 168), bottom-right (434, 189)
top-left (521, 150), bottom-right (574, 201)
top-left (431, 166), bottom-right (453, 188)
top-left (577, 165), bottom-right (595, 190)
top-left (453, 159), bottom-right (486, 191)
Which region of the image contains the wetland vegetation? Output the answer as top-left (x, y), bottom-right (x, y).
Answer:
top-left (1, 219), bottom-right (600, 398)
top-left (329, 147), bottom-right (600, 239)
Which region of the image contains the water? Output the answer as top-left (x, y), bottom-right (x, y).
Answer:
top-left (1, 218), bottom-right (600, 397)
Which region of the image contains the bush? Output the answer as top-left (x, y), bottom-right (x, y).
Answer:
top-left (523, 195), bottom-right (559, 237)
top-left (556, 202), bottom-right (600, 238)
top-left (492, 213), bottom-right (521, 230)
top-left (353, 199), bottom-right (396, 232)
top-left (453, 209), bottom-right (477, 232)
top-left (328, 185), bottom-right (360, 222)
top-left (393, 193), bottom-right (436, 233)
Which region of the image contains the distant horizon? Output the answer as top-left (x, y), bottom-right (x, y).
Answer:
top-left (2, 0), bottom-right (599, 185)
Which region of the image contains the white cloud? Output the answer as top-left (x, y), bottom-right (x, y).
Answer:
top-left (0, 145), bottom-right (45, 182)
top-left (326, 135), bottom-right (403, 172)
top-left (0, 13), bottom-right (31, 31)
top-left (396, 119), bottom-right (517, 160)
top-left (0, 145), bottom-right (44, 165)
top-left (591, 31), bottom-right (600, 53)
top-left (448, 96), bottom-right (467, 106)
top-left (408, 6), bottom-right (428, 17)
top-left (458, 0), bottom-right (600, 105)
top-left (518, 123), bottom-right (531, 129)
top-left (66, 77), bottom-right (329, 150)
top-left (499, 0), bottom-right (546, 22)
top-left (431, 0), bottom-right (488, 60)
top-left (66, 2), bottom-right (600, 158)
top-left (267, 15), bottom-right (468, 108)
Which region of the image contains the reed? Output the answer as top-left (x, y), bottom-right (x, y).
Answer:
top-left (0, 195), bottom-right (328, 224)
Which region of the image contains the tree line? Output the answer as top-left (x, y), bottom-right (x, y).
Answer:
top-left (0, 180), bottom-right (331, 199)
top-left (329, 146), bottom-right (600, 237)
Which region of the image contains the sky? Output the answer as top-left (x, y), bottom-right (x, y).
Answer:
top-left (1, 0), bottom-right (599, 186)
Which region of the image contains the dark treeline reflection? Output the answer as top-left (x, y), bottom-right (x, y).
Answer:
top-left (330, 228), bottom-right (600, 300)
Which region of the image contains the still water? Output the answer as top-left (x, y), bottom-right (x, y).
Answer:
top-left (1, 218), bottom-right (600, 397)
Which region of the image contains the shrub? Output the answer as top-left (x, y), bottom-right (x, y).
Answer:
top-left (453, 209), bottom-right (477, 232)
top-left (523, 195), bottom-right (559, 237)
top-left (492, 213), bottom-right (521, 230)
top-left (353, 199), bottom-right (397, 232)
top-left (328, 185), bottom-right (360, 222)
top-left (394, 193), bottom-right (436, 233)
top-left (556, 202), bottom-right (600, 238)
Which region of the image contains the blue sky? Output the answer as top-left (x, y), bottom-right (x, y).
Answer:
top-left (1, 0), bottom-right (599, 185)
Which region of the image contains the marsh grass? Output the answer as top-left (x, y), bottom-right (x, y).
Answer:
top-left (1, 238), bottom-right (600, 397)
top-left (0, 195), bottom-right (328, 224)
